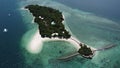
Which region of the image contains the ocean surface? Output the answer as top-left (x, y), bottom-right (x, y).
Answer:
top-left (0, 0), bottom-right (120, 68)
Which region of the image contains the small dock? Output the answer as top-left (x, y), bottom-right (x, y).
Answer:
top-left (57, 44), bottom-right (117, 60)
top-left (94, 44), bottom-right (117, 51)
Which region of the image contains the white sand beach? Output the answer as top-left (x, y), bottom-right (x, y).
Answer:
top-left (27, 30), bottom-right (96, 54)
top-left (26, 31), bottom-right (43, 54)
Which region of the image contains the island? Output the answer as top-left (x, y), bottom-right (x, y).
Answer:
top-left (78, 43), bottom-right (94, 59)
top-left (57, 43), bottom-right (94, 60)
top-left (25, 5), bottom-right (94, 59)
top-left (25, 5), bottom-right (71, 39)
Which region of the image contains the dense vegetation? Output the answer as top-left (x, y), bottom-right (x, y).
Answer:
top-left (25, 5), bottom-right (71, 39)
top-left (78, 44), bottom-right (93, 57)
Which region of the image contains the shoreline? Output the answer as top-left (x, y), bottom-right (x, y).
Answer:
top-left (27, 30), bottom-right (96, 54)
top-left (20, 7), bottom-right (35, 24)
top-left (27, 30), bottom-right (80, 54)
top-left (20, 7), bottom-right (28, 11)
top-left (22, 6), bottom-right (97, 56)
top-left (31, 17), bottom-right (35, 24)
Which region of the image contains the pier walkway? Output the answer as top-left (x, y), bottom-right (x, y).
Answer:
top-left (57, 44), bottom-right (117, 60)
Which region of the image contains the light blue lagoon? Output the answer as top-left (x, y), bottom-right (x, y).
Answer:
top-left (19, 0), bottom-right (120, 68)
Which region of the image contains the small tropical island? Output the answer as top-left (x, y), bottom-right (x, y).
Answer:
top-left (25, 5), bottom-right (71, 39)
top-left (25, 5), bottom-right (94, 59)
top-left (78, 43), bottom-right (94, 59)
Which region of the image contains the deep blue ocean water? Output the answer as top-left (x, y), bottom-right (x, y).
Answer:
top-left (0, 0), bottom-right (26, 68)
top-left (0, 0), bottom-right (120, 68)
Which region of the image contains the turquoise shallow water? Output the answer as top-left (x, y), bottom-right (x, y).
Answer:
top-left (20, 0), bottom-right (120, 68)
